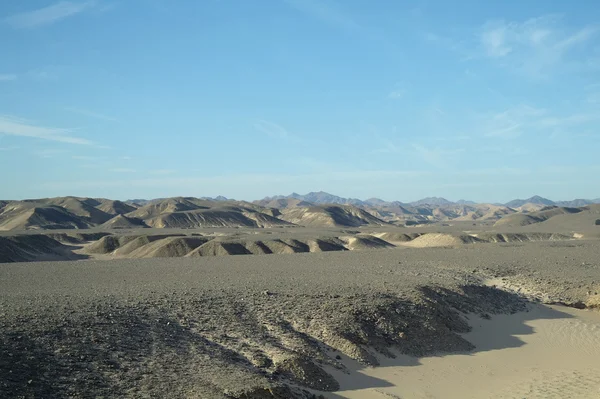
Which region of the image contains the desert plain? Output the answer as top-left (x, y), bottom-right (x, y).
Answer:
top-left (1, 193), bottom-right (600, 398)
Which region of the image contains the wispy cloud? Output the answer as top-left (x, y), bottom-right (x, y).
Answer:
top-left (64, 106), bottom-right (117, 122)
top-left (0, 74), bottom-right (17, 81)
top-left (253, 120), bottom-right (294, 140)
top-left (284, 0), bottom-right (360, 32)
top-left (478, 104), bottom-right (599, 139)
top-left (5, 1), bottom-right (96, 29)
top-left (109, 168), bottom-right (136, 173)
top-left (0, 115), bottom-right (95, 145)
top-left (479, 15), bottom-right (598, 77)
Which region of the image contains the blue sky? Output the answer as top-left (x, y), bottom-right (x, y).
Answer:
top-left (1, 0), bottom-right (599, 202)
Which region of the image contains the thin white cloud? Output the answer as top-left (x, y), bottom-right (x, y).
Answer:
top-left (0, 115), bottom-right (95, 145)
top-left (109, 168), bottom-right (136, 173)
top-left (64, 106), bottom-right (117, 122)
top-left (253, 120), bottom-right (293, 139)
top-left (0, 74), bottom-right (17, 81)
top-left (479, 15), bottom-right (598, 77)
top-left (5, 1), bottom-right (96, 29)
top-left (0, 146), bottom-right (19, 151)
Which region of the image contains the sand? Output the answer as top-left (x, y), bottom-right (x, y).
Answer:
top-left (333, 304), bottom-right (600, 399)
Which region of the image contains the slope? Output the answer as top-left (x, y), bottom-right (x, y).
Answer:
top-left (279, 205), bottom-right (388, 227)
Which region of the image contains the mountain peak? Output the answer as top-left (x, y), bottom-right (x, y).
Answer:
top-left (409, 197), bottom-right (454, 206)
top-left (505, 195), bottom-right (555, 208)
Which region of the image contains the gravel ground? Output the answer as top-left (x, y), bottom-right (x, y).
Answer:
top-left (1, 240), bottom-right (599, 398)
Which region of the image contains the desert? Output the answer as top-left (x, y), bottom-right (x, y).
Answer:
top-left (1, 193), bottom-right (600, 398)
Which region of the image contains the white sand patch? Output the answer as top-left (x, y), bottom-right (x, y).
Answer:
top-left (332, 305), bottom-right (600, 399)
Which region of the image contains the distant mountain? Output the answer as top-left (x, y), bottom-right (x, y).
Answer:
top-left (505, 195), bottom-right (555, 208)
top-left (126, 196), bottom-right (230, 205)
top-left (284, 191), bottom-right (367, 206)
top-left (456, 199), bottom-right (476, 205)
top-left (364, 198), bottom-right (389, 206)
top-left (409, 197), bottom-right (454, 207)
top-left (555, 199), bottom-right (595, 207)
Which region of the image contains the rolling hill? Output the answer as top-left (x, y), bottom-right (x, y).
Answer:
top-left (279, 205), bottom-right (388, 227)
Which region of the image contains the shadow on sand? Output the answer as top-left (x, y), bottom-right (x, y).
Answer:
top-left (323, 298), bottom-right (575, 398)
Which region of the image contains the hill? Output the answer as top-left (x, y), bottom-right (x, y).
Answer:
top-left (505, 195), bottom-right (555, 208)
top-left (494, 206), bottom-right (583, 228)
top-left (100, 214), bottom-right (149, 229)
top-left (408, 197), bottom-right (454, 207)
top-left (96, 199), bottom-right (137, 215)
top-left (145, 206), bottom-right (294, 228)
top-left (0, 203), bottom-right (93, 231)
top-left (279, 205), bottom-right (387, 227)
top-left (253, 198), bottom-right (314, 209)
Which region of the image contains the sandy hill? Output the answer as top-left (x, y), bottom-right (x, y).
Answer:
top-left (39, 197), bottom-right (112, 224)
top-left (338, 234), bottom-right (395, 250)
top-left (121, 236), bottom-right (210, 258)
top-left (453, 204), bottom-right (516, 221)
top-left (403, 233), bottom-right (483, 248)
top-left (145, 206), bottom-right (293, 228)
top-left (280, 205), bottom-right (388, 227)
top-left (95, 199), bottom-right (136, 215)
top-left (125, 197), bottom-right (208, 219)
top-left (515, 203), bottom-right (547, 213)
top-left (0, 203), bottom-right (93, 231)
top-left (494, 206), bottom-right (583, 228)
top-left (0, 235), bottom-right (80, 262)
top-left (100, 214), bottom-right (149, 229)
top-left (516, 204), bottom-right (600, 233)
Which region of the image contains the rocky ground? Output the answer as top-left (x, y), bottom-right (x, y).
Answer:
top-left (1, 241), bottom-right (599, 398)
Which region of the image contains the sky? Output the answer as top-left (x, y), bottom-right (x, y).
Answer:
top-left (1, 0), bottom-right (600, 203)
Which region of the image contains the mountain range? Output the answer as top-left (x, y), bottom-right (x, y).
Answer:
top-left (254, 192), bottom-right (600, 208)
